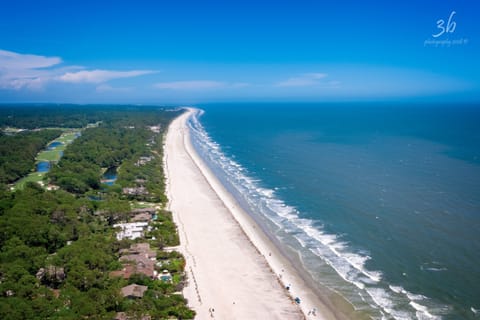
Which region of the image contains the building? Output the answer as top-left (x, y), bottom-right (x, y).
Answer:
top-left (121, 284), bottom-right (148, 299)
top-left (113, 222), bottom-right (150, 240)
top-left (128, 243), bottom-right (157, 259)
top-left (130, 207), bottom-right (157, 222)
top-left (122, 186), bottom-right (149, 196)
top-left (119, 254), bottom-right (156, 278)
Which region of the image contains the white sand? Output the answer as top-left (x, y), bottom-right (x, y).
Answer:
top-left (165, 109), bottom-right (338, 319)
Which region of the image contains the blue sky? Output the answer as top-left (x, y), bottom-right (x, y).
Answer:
top-left (0, 0), bottom-right (479, 103)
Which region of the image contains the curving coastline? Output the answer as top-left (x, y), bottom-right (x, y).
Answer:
top-left (165, 108), bottom-right (342, 319)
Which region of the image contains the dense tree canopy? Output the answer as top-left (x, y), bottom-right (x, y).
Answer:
top-left (0, 106), bottom-right (192, 319)
top-left (0, 104), bottom-right (180, 129)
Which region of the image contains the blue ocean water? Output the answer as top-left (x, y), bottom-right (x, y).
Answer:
top-left (188, 103), bottom-right (480, 320)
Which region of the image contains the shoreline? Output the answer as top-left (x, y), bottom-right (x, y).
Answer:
top-left (164, 108), bottom-right (342, 319)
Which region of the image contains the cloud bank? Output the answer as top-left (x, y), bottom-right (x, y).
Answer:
top-left (0, 49), bottom-right (154, 90)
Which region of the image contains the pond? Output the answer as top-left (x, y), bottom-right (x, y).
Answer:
top-left (102, 167), bottom-right (118, 185)
top-left (47, 141), bottom-right (63, 150)
top-left (36, 161), bottom-right (50, 173)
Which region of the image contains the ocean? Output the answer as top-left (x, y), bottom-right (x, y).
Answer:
top-left (187, 103), bottom-right (480, 320)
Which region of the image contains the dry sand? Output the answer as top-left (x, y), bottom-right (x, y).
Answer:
top-left (165, 108), bottom-right (339, 319)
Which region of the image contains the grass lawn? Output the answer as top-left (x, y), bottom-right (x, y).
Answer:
top-left (13, 172), bottom-right (46, 191)
top-left (56, 131), bottom-right (78, 144)
top-left (37, 150), bottom-right (61, 161)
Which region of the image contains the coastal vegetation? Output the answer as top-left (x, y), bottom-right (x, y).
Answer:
top-left (0, 105), bottom-right (193, 319)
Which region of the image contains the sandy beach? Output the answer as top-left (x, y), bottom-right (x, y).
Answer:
top-left (165, 108), bottom-right (339, 319)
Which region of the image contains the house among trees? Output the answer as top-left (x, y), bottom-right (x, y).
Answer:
top-left (131, 213), bottom-right (152, 222)
top-left (36, 265), bottom-right (66, 286)
top-left (148, 125), bottom-right (161, 133)
top-left (113, 222), bottom-right (150, 240)
top-left (121, 284), bottom-right (148, 299)
top-left (122, 186), bottom-right (149, 196)
top-left (120, 243), bottom-right (157, 259)
top-left (130, 207), bottom-right (157, 222)
top-left (112, 243), bottom-right (158, 279)
top-left (135, 156), bottom-right (153, 167)
top-left (119, 254), bottom-right (156, 278)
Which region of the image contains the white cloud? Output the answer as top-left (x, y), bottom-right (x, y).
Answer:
top-left (0, 49), bottom-right (61, 69)
top-left (59, 69), bottom-right (154, 84)
top-left (154, 80), bottom-right (225, 90)
top-left (0, 49), bottom-right (154, 90)
top-left (276, 73), bottom-right (328, 87)
top-left (0, 50), bottom-right (63, 90)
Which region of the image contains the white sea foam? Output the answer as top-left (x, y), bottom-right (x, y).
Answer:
top-left (424, 267), bottom-right (447, 272)
top-left (410, 301), bottom-right (439, 319)
top-left (365, 288), bottom-right (394, 314)
top-left (257, 187), bottom-right (274, 198)
top-left (407, 292), bottom-right (428, 301)
top-left (389, 285), bottom-right (405, 294)
top-left (294, 235), bottom-right (307, 248)
top-left (187, 110), bottom-right (443, 320)
top-left (420, 261), bottom-right (448, 273)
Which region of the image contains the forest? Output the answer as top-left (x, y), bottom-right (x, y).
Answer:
top-left (0, 104), bottom-right (179, 129)
top-left (0, 105), bottom-right (193, 319)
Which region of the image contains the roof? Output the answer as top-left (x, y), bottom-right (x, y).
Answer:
top-left (129, 243), bottom-right (156, 258)
top-left (121, 284), bottom-right (148, 298)
top-left (131, 213), bottom-right (152, 222)
top-left (119, 254), bottom-right (155, 278)
top-left (109, 264), bottom-right (136, 279)
top-left (131, 207), bottom-right (156, 214)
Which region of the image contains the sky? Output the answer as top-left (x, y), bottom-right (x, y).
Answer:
top-left (0, 0), bottom-right (479, 104)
